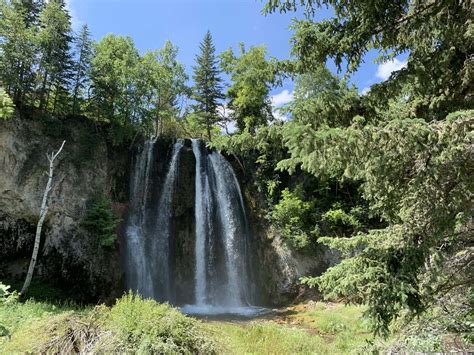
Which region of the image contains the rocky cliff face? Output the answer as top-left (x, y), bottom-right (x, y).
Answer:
top-left (0, 114), bottom-right (332, 306)
top-left (0, 115), bottom-right (127, 302)
top-left (230, 156), bottom-right (339, 306)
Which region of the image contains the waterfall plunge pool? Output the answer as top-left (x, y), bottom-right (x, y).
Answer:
top-left (180, 304), bottom-right (272, 318)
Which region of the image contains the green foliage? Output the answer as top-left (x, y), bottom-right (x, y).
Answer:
top-left (104, 293), bottom-right (216, 354)
top-left (321, 205), bottom-right (362, 237)
top-left (81, 195), bottom-right (120, 248)
top-left (206, 302), bottom-right (371, 354)
top-left (284, 67), bottom-right (365, 128)
top-left (192, 31), bottom-right (224, 141)
top-left (270, 188), bottom-right (315, 249)
top-left (0, 87), bottom-right (14, 119)
top-left (36, 0), bottom-right (73, 113)
top-left (0, 282), bottom-right (17, 306)
top-left (89, 34), bottom-right (140, 126)
top-left (263, 0), bottom-right (473, 118)
top-left (220, 44), bottom-right (277, 132)
top-left (0, 294), bottom-right (215, 354)
top-left (90, 36), bottom-right (188, 141)
top-left (295, 111), bottom-right (473, 335)
top-left (0, 0), bottom-right (38, 104)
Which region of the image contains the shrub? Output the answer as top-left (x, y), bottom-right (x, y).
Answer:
top-left (103, 293), bottom-right (216, 354)
top-left (0, 88), bottom-right (14, 119)
top-left (270, 188), bottom-right (316, 249)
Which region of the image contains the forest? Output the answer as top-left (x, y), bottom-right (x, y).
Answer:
top-left (0, 0), bottom-right (472, 353)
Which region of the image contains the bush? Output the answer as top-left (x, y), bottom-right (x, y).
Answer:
top-left (81, 195), bottom-right (120, 247)
top-left (103, 293), bottom-right (216, 354)
top-left (0, 88), bottom-right (14, 119)
top-left (270, 188), bottom-right (316, 249)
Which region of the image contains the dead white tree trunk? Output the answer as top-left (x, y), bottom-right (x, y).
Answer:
top-left (21, 140), bottom-right (66, 296)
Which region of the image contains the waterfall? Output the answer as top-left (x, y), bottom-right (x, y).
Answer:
top-left (125, 139), bottom-right (183, 301)
top-left (192, 139), bottom-right (211, 305)
top-left (125, 138), bottom-right (260, 315)
top-left (208, 151), bottom-right (249, 306)
top-left (125, 140), bottom-right (155, 298)
top-left (151, 140), bottom-right (183, 301)
top-left (191, 140), bottom-right (253, 309)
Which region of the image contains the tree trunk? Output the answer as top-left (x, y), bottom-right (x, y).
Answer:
top-left (21, 140), bottom-right (66, 296)
top-left (39, 70), bottom-right (49, 111)
top-left (207, 123), bottom-right (212, 142)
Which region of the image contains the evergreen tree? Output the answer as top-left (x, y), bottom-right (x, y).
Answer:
top-left (36, 0), bottom-right (73, 112)
top-left (192, 30), bottom-right (223, 141)
top-left (71, 24), bottom-right (93, 114)
top-left (0, 0), bottom-right (38, 105)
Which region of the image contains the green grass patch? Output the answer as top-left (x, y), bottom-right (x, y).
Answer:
top-left (206, 321), bottom-right (325, 354)
top-left (205, 302), bottom-right (373, 354)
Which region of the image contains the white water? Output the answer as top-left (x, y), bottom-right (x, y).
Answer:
top-left (189, 143), bottom-right (255, 313)
top-left (125, 140), bottom-right (155, 298)
top-left (152, 140), bottom-right (183, 301)
top-left (208, 152), bottom-right (245, 307)
top-left (192, 139), bottom-right (211, 305)
top-left (125, 139), bottom-right (183, 301)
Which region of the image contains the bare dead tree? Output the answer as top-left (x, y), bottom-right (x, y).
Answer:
top-left (21, 140), bottom-right (66, 296)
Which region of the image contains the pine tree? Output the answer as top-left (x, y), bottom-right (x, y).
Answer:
top-left (0, 0), bottom-right (39, 105)
top-left (36, 0), bottom-right (73, 113)
top-left (192, 31), bottom-right (223, 141)
top-left (71, 24), bottom-right (93, 114)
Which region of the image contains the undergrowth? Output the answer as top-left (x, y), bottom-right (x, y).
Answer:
top-left (0, 291), bottom-right (216, 354)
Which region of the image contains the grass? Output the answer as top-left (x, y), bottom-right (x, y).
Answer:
top-left (205, 302), bottom-right (373, 354)
top-left (0, 299), bottom-right (84, 352)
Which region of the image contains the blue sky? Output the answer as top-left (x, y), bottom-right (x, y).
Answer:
top-left (66, 0), bottom-right (407, 111)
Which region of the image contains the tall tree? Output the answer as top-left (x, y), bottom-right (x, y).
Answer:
top-left (192, 31), bottom-right (223, 141)
top-left (136, 41), bottom-right (187, 137)
top-left (36, 0), bottom-right (73, 112)
top-left (261, 0), bottom-right (474, 338)
top-left (71, 24), bottom-right (93, 115)
top-left (220, 44), bottom-right (276, 132)
top-left (0, 0), bottom-right (38, 105)
top-left (90, 34), bottom-right (140, 126)
top-left (72, 24), bottom-right (93, 114)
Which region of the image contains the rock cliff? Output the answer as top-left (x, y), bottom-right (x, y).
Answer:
top-left (0, 114), bottom-right (127, 302)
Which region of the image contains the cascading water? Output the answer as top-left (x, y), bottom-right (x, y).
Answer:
top-left (125, 138), bottom-right (263, 315)
top-left (124, 139), bottom-right (155, 298)
top-left (125, 139), bottom-right (183, 302)
top-left (150, 140), bottom-right (183, 301)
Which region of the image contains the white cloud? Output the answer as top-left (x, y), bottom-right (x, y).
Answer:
top-left (223, 120), bottom-right (238, 134)
top-left (376, 58), bottom-right (407, 81)
top-left (270, 89), bottom-right (294, 107)
top-left (272, 108), bottom-right (290, 122)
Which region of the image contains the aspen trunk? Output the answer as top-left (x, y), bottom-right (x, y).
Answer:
top-left (21, 141), bottom-right (66, 296)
